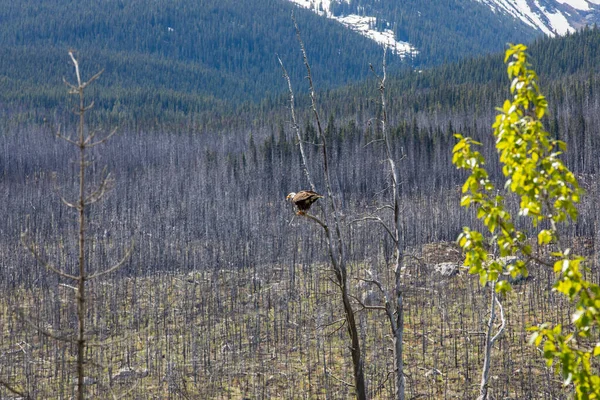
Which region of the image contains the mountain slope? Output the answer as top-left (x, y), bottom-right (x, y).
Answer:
top-left (477, 0), bottom-right (600, 35)
top-left (286, 0), bottom-right (600, 65)
top-left (0, 0), bottom-right (401, 108)
top-left (285, 0), bottom-right (541, 66)
top-left (3, 0), bottom-right (595, 124)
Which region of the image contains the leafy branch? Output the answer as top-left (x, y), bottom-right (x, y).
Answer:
top-left (453, 43), bottom-right (599, 398)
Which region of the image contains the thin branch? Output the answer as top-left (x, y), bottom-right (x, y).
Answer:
top-left (364, 138), bottom-right (385, 148)
top-left (355, 277), bottom-right (386, 295)
top-left (88, 127), bottom-right (118, 148)
top-left (326, 369), bottom-right (355, 388)
top-left (355, 301), bottom-right (388, 312)
top-left (59, 283), bottom-right (78, 291)
top-left (81, 70), bottom-right (104, 90)
top-left (88, 241), bottom-right (134, 280)
top-left (60, 195), bottom-right (80, 210)
top-left (18, 310), bottom-right (76, 343)
top-left (327, 275), bottom-right (342, 289)
top-left (301, 212), bottom-right (328, 230)
top-left (325, 318), bottom-right (347, 337)
top-left (349, 216), bottom-right (396, 242)
top-left (83, 100), bottom-right (95, 111)
top-left (490, 294), bottom-right (506, 343)
top-left (375, 205), bottom-right (395, 213)
top-left (317, 317), bottom-right (346, 331)
top-left (277, 54), bottom-right (316, 192)
top-left (83, 130), bottom-right (97, 145)
top-left (21, 233), bottom-right (78, 280)
top-left (63, 77), bottom-right (78, 92)
top-left (84, 171), bottom-right (114, 205)
top-left (0, 379), bottom-right (31, 400)
top-left (56, 132), bottom-right (79, 146)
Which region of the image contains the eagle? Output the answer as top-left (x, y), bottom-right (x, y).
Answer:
top-left (286, 190), bottom-right (323, 215)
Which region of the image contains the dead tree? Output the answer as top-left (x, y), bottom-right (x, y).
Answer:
top-left (20, 51), bottom-right (132, 400)
top-left (352, 47), bottom-right (406, 400)
top-left (278, 16), bottom-right (367, 400)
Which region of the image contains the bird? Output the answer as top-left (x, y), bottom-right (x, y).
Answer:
top-left (286, 190), bottom-right (323, 215)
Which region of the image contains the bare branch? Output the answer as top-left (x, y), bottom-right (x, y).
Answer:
top-left (277, 54), bottom-right (316, 192)
top-left (84, 130), bottom-right (97, 145)
top-left (83, 100), bottom-right (95, 112)
top-left (355, 277), bottom-right (386, 295)
top-left (81, 69), bottom-right (104, 90)
top-left (88, 127), bottom-right (118, 148)
top-left (88, 241), bottom-right (134, 280)
top-left (18, 310), bottom-right (76, 343)
top-left (349, 216), bottom-right (396, 242)
top-left (490, 294), bottom-right (506, 344)
top-left (68, 51), bottom-right (82, 87)
top-left (326, 369), bottom-right (355, 387)
top-left (21, 232), bottom-right (78, 280)
top-left (375, 205), bottom-right (395, 213)
top-left (59, 283), bottom-right (78, 291)
top-left (317, 317), bottom-right (346, 330)
top-left (300, 212), bottom-right (328, 230)
top-left (352, 291), bottom-right (388, 312)
top-left (364, 138), bottom-right (385, 148)
top-left (0, 379), bottom-right (31, 400)
top-left (85, 171), bottom-right (114, 205)
top-left (326, 275), bottom-right (342, 289)
top-left (57, 131), bottom-right (79, 146)
top-left (323, 318), bottom-right (347, 337)
top-left (60, 195), bottom-right (80, 210)
top-left (63, 77), bottom-right (78, 91)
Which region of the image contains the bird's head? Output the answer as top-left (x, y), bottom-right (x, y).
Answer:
top-left (286, 192), bottom-right (296, 201)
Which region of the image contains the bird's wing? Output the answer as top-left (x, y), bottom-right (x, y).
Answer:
top-left (293, 191), bottom-right (313, 202)
top-left (301, 190), bottom-right (322, 198)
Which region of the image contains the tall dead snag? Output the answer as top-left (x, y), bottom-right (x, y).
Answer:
top-left (21, 51), bottom-right (131, 400)
top-left (375, 48), bottom-right (405, 400)
top-left (278, 16), bottom-right (367, 400)
top-left (352, 47), bottom-right (405, 400)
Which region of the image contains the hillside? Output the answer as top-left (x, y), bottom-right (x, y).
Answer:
top-left (289, 0), bottom-right (540, 65)
top-left (0, 0), bottom-right (399, 109)
top-left (0, 0), bottom-right (550, 120)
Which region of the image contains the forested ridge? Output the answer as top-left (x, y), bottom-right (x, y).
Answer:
top-left (1, 17), bottom-right (600, 400)
top-left (0, 0), bottom-right (542, 124)
top-left (329, 0), bottom-right (538, 65)
top-left (0, 0), bottom-right (403, 109)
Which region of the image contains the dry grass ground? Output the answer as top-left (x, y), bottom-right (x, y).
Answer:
top-left (0, 240), bottom-right (595, 399)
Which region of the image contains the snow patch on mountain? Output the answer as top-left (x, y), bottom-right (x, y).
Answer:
top-left (475, 0), bottom-right (600, 36)
top-left (556, 0), bottom-right (591, 10)
top-left (542, 4), bottom-right (574, 35)
top-left (287, 0), bottom-right (417, 57)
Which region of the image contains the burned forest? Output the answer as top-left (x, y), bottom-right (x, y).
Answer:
top-left (2, 25), bottom-right (600, 400)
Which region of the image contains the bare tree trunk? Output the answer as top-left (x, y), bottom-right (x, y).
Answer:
top-left (61, 52), bottom-right (129, 400)
top-left (73, 53), bottom-right (88, 400)
top-left (278, 16), bottom-right (368, 399)
top-left (373, 47), bottom-right (405, 400)
top-left (477, 281), bottom-right (506, 400)
top-left (393, 266), bottom-right (404, 400)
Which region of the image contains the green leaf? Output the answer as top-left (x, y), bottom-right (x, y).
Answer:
top-left (538, 230), bottom-right (553, 245)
